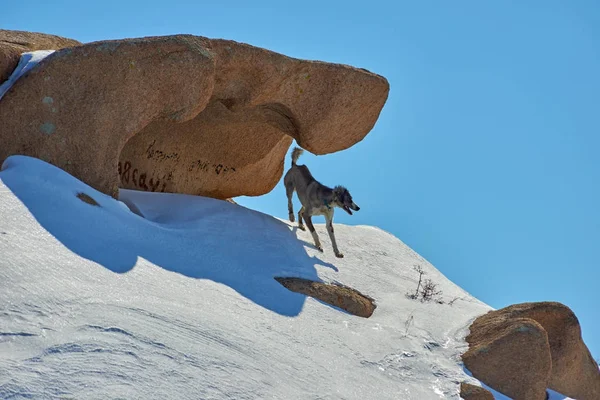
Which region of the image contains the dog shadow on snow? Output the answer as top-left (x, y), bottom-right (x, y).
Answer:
top-left (1, 159), bottom-right (339, 317)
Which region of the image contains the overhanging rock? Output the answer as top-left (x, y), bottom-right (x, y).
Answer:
top-left (0, 32), bottom-right (389, 199)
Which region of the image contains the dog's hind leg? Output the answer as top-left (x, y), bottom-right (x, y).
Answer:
top-left (285, 183), bottom-right (295, 223)
top-left (303, 211), bottom-right (322, 252)
top-left (297, 206), bottom-right (306, 231)
top-left (325, 213), bottom-right (343, 258)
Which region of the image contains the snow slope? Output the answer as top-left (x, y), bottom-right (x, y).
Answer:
top-left (0, 155), bottom-right (541, 399)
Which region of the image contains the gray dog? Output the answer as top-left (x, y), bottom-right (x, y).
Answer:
top-left (284, 147), bottom-right (360, 258)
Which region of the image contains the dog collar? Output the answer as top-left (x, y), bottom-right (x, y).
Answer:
top-left (323, 199), bottom-right (332, 210)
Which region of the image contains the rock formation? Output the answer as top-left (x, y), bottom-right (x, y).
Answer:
top-left (0, 31), bottom-right (389, 199)
top-left (463, 301), bottom-right (600, 400)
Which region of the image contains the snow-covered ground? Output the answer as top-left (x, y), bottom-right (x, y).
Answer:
top-left (0, 155), bottom-right (568, 399)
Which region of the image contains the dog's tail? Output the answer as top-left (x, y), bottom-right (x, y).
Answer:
top-left (291, 147), bottom-right (304, 166)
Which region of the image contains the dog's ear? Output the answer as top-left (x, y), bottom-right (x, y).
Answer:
top-left (332, 186), bottom-right (344, 202)
top-left (333, 186), bottom-right (347, 197)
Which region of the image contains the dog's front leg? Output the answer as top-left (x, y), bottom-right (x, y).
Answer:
top-left (303, 212), bottom-right (322, 251)
top-left (325, 213), bottom-right (343, 258)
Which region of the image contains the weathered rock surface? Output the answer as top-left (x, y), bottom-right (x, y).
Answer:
top-left (0, 29), bottom-right (80, 83)
top-left (0, 34), bottom-right (215, 197)
top-left (459, 382), bottom-right (494, 400)
top-left (0, 32), bottom-right (389, 199)
top-left (274, 277), bottom-right (376, 318)
top-left (464, 301), bottom-right (600, 400)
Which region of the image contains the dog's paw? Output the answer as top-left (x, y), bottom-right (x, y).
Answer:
top-left (317, 245), bottom-right (323, 252)
top-left (335, 252), bottom-right (344, 258)
top-left (289, 214), bottom-right (295, 223)
top-left (298, 225), bottom-right (306, 231)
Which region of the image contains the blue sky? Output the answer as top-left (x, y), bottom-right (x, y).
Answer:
top-left (3, 1), bottom-right (599, 357)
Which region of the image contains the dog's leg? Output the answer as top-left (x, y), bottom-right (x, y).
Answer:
top-left (297, 206), bottom-right (306, 231)
top-left (303, 211), bottom-right (322, 252)
top-left (325, 213), bottom-right (343, 258)
top-left (285, 184), bottom-right (295, 223)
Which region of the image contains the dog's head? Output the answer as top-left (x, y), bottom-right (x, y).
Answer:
top-left (333, 186), bottom-right (360, 215)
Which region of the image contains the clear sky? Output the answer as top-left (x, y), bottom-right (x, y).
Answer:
top-left (3, 1), bottom-right (599, 357)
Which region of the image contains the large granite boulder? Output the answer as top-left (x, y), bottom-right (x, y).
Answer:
top-left (463, 301), bottom-right (600, 400)
top-left (0, 32), bottom-right (389, 199)
top-left (0, 29), bottom-right (80, 83)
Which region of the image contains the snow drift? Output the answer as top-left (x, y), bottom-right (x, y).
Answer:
top-left (0, 155), bottom-right (511, 399)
